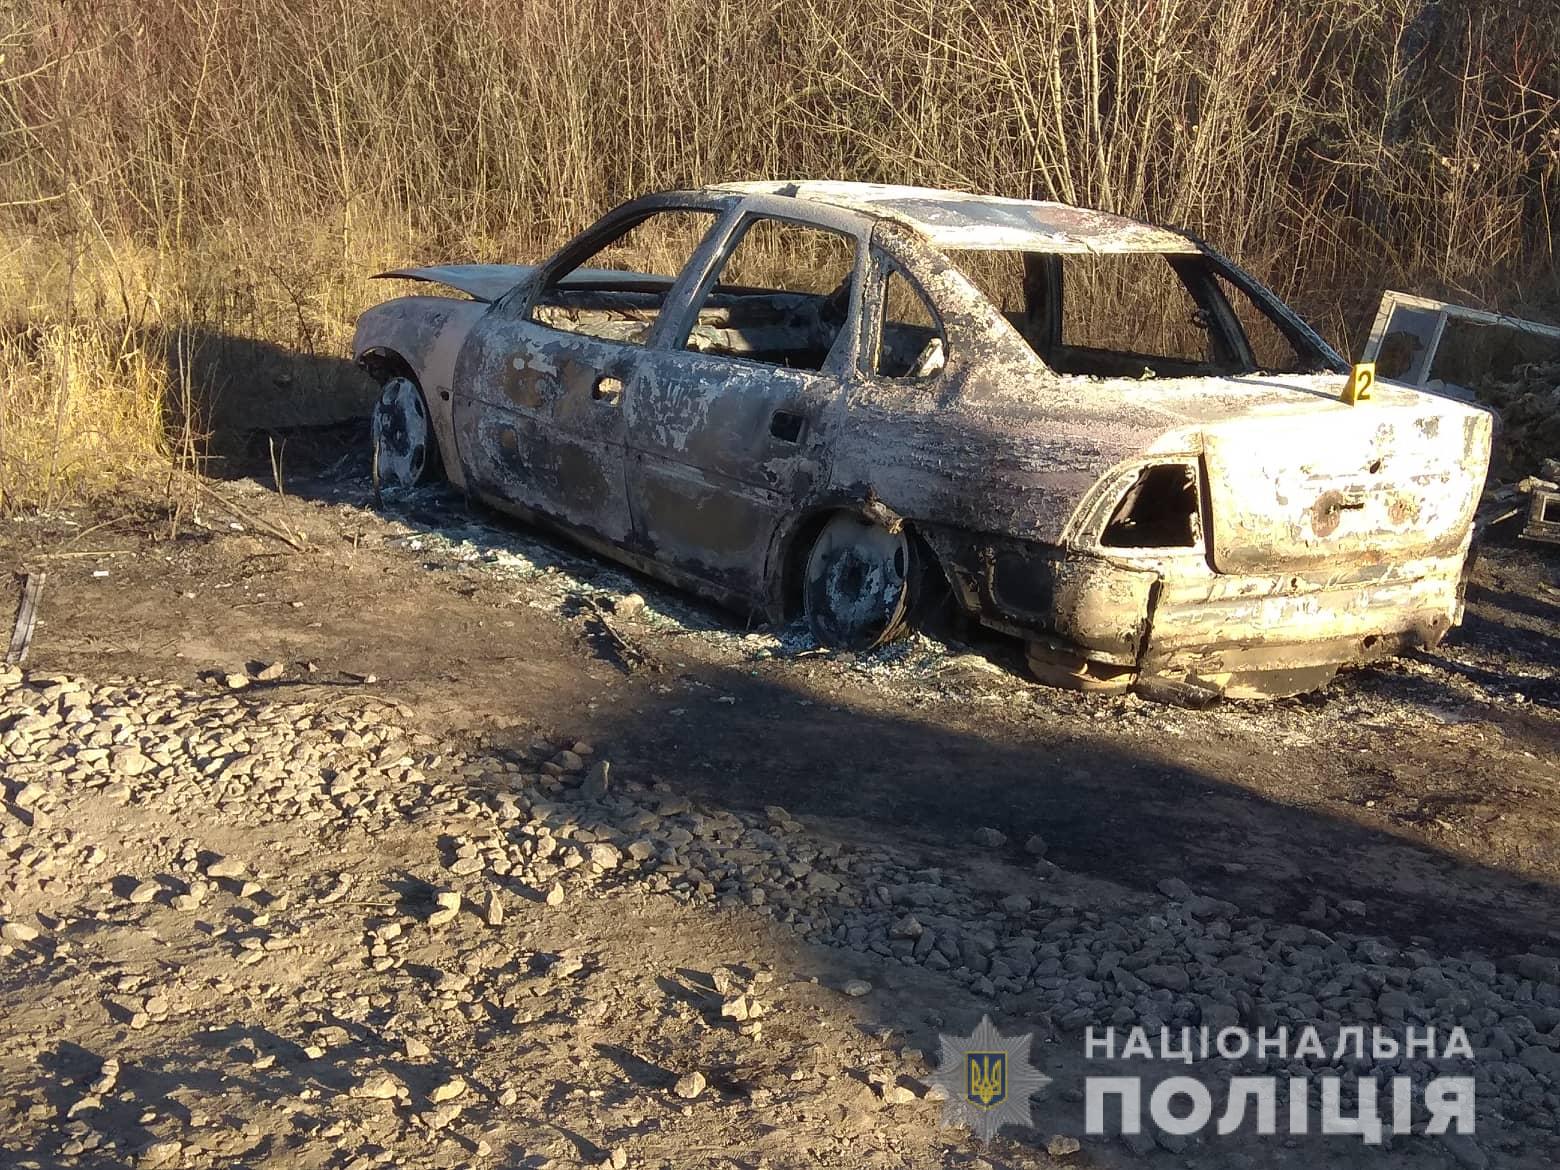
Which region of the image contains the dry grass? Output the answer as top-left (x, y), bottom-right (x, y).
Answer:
top-left (1, 0), bottom-right (1556, 510)
top-left (0, 226), bottom-right (397, 510)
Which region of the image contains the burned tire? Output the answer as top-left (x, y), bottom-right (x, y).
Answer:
top-left (371, 376), bottom-right (440, 489)
top-left (802, 513), bottom-right (914, 650)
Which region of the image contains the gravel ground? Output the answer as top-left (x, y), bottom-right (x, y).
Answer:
top-left (3, 655), bottom-right (1559, 1168)
top-left (1, 474), bottom-right (1557, 1168)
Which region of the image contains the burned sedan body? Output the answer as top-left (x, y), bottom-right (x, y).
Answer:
top-left (353, 181), bottom-right (1492, 700)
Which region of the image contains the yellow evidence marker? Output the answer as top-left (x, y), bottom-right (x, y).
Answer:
top-left (1342, 361), bottom-right (1375, 405)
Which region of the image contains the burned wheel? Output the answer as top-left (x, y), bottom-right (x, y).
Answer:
top-left (802, 513), bottom-right (914, 650)
top-left (371, 376), bottom-right (438, 488)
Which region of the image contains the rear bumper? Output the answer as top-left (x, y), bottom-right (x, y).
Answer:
top-left (1142, 572), bottom-right (1459, 674)
top-left (921, 524), bottom-right (1471, 699)
top-left (1132, 568), bottom-right (1461, 697)
top-left (1008, 555), bottom-right (1466, 699)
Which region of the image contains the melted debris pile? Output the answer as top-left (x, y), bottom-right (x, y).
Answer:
top-left (1477, 359), bottom-right (1560, 479)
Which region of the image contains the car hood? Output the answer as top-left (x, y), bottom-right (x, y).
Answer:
top-left (374, 264), bottom-right (537, 302)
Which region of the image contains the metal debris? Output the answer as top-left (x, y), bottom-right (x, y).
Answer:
top-left (6, 572), bottom-right (45, 666)
top-left (1361, 290), bottom-right (1560, 402)
top-left (1521, 460), bottom-right (1560, 546)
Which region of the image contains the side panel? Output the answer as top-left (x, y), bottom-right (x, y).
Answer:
top-left (829, 223), bottom-right (1160, 546)
top-left (919, 527), bottom-right (1158, 662)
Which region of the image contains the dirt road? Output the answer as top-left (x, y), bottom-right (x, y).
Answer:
top-left (1, 468), bottom-right (1557, 1168)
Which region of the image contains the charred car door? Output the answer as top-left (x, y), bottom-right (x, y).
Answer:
top-left (451, 207), bottom-right (722, 547)
top-left (623, 211), bottom-right (864, 598)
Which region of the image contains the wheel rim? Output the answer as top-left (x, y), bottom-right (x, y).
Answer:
top-left (803, 514), bottom-right (912, 650)
top-left (372, 377), bottom-right (430, 487)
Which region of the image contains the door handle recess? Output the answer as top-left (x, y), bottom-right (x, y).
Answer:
top-left (770, 410), bottom-right (805, 443)
top-left (593, 376), bottom-right (623, 406)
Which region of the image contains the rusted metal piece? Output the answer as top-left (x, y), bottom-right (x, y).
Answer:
top-left (6, 572), bottom-right (44, 666)
top-left (1361, 289), bottom-right (1560, 401)
top-left (354, 182), bottom-right (1494, 700)
top-left (1525, 488), bottom-right (1560, 544)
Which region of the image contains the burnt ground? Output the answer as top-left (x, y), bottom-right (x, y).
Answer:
top-left (1, 454), bottom-right (1558, 1169)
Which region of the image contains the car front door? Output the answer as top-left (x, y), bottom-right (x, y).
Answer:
top-left (451, 206), bottom-right (723, 547)
top-left (623, 211), bottom-right (866, 600)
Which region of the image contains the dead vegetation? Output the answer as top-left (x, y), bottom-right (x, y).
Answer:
top-left (1480, 361), bottom-right (1560, 479)
top-left (0, 0), bottom-right (1557, 509)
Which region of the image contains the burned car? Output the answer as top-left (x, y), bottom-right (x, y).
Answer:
top-left (353, 182), bottom-right (1492, 699)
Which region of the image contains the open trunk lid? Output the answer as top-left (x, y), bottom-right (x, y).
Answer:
top-left (1201, 387), bottom-right (1492, 574)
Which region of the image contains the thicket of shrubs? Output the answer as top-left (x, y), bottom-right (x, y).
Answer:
top-left (1, 0), bottom-right (1555, 507)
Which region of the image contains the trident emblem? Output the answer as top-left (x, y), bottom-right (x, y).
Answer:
top-left (966, 1052), bottom-right (1007, 1109)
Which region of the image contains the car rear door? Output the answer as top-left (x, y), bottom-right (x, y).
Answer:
top-left (623, 210), bottom-right (865, 597)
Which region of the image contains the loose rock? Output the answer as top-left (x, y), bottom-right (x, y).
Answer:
top-left (350, 1073), bottom-right (402, 1100)
top-left (1047, 1135), bottom-right (1081, 1158)
top-left (673, 1071), bottom-right (706, 1100)
top-left (0, 921), bottom-right (40, 943)
top-left (206, 857), bottom-right (245, 880)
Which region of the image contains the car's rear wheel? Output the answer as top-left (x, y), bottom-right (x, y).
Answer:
top-left (371, 376), bottom-right (439, 488)
top-left (802, 513), bottom-right (914, 650)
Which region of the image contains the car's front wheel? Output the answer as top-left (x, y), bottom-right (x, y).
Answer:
top-left (802, 513), bottom-right (914, 650)
top-left (371, 376), bottom-right (440, 488)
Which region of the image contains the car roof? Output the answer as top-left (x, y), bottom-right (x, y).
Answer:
top-left (707, 181), bottom-right (1200, 254)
